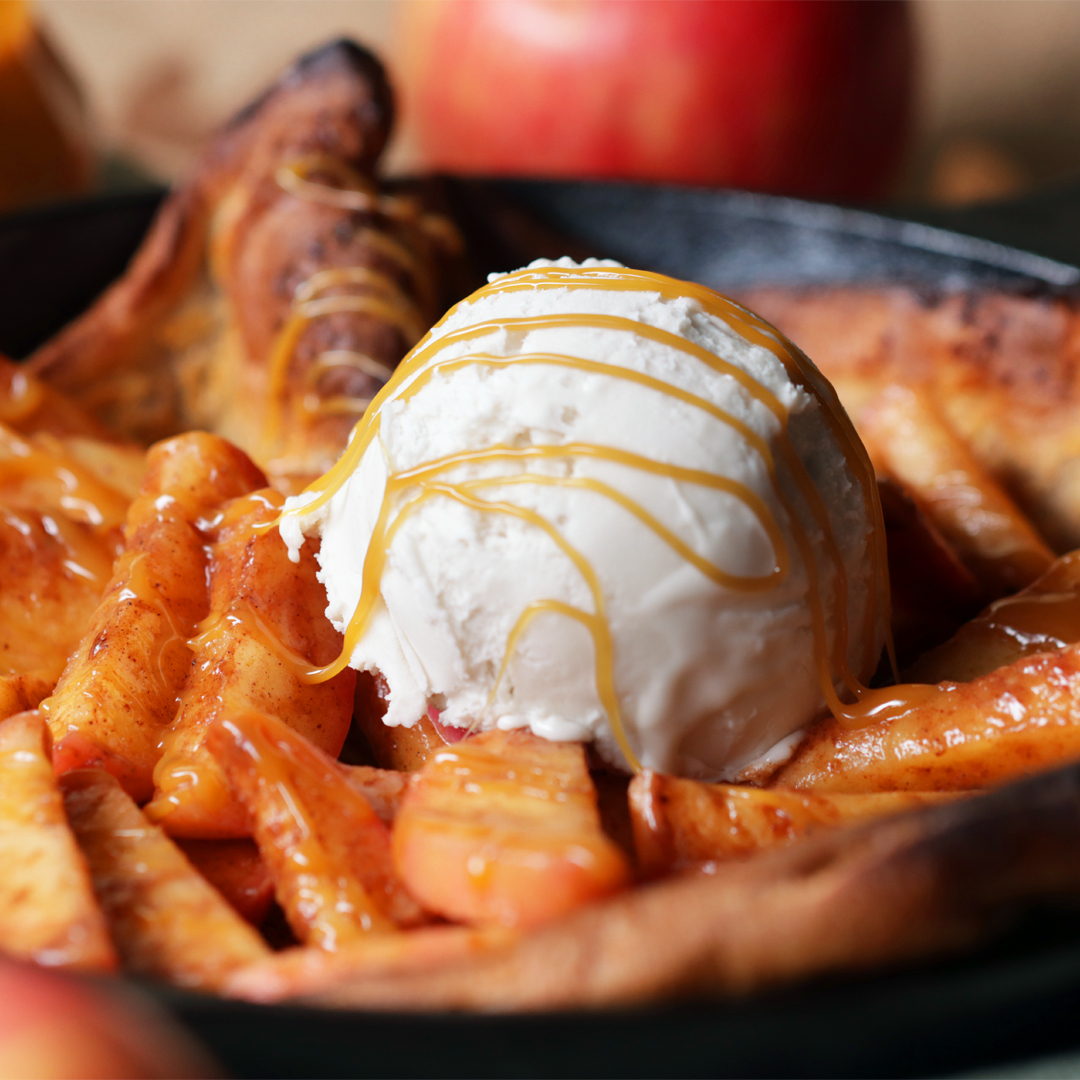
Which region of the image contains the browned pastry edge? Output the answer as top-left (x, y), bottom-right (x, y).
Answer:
top-left (740, 285), bottom-right (1080, 551)
top-left (30, 38), bottom-right (393, 387)
top-left (279, 763), bottom-right (1080, 1011)
top-left (25, 40), bottom-right (417, 468)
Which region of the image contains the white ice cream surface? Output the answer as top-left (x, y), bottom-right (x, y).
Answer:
top-left (283, 259), bottom-right (879, 779)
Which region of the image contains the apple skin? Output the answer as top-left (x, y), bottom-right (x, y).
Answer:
top-left (0, 959), bottom-right (216, 1077)
top-left (396, 0), bottom-right (914, 202)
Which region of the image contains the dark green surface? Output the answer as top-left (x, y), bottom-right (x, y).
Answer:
top-left (901, 180), bottom-right (1080, 271)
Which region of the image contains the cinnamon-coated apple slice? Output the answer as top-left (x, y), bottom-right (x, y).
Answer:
top-left (775, 637), bottom-right (1080, 793)
top-left (628, 770), bottom-right (966, 877)
top-left (340, 763), bottom-right (409, 824)
top-left (0, 711), bottom-right (116, 971)
top-left (0, 509), bottom-right (112, 688)
top-left (206, 709), bottom-right (423, 949)
top-left (249, 767), bottom-right (1080, 1010)
top-left (145, 487), bottom-right (355, 839)
top-left (392, 728), bottom-right (631, 929)
top-left (173, 839), bottom-right (275, 927)
top-left (353, 672), bottom-right (456, 771)
top-left (907, 549), bottom-right (1080, 685)
top-left (0, 675), bottom-right (52, 724)
top-left (60, 769), bottom-right (269, 990)
top-left (46, 433), bottom-right (265, 800)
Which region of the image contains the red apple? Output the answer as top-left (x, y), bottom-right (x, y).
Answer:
top-left (396, 0), bottom-right (914, 201)
top-left (0, 959), bottom-right (215, 1077)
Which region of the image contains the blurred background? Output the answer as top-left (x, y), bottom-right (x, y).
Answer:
top-left (6, 0), bottom-right (1080, 212)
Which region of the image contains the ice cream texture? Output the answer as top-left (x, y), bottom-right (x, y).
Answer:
top-left (280, 259), bottom-right (887, 779)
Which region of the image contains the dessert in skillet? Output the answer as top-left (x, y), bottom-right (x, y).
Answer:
top-left (4, 37), bottom-right (1080, 1014)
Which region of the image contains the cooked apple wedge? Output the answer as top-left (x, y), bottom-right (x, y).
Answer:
top-left (392, 729), bottom-right (631, 929)
top-left (629, 770), bottom-right (966, 876)
top-left (353, 672), bottom-right (451, 771)
top-left (0, 712), bottom-right (115, 971)
top-left (861, 385), bottom-right (1053, 598)
top-left (907, 549), bottom-right (1080, 685)
top-left (60, 769), bottom-right (269, 989)
top-left (174, 838), bottom-right (275, 926)
top-left (775, 637), bottom-right (1080, 793)
top-left (45, 433), bottom-right (265, 800)
top-left (207, 710), bottom-right (422, 949)
top-left (0, 354), bottom-right (114, 440)
top-left (341, 764), bottom-right (409, 825)
top-left (0, 507), bottom-right (112, 687)
top-left (273, 766), bottom-right (1080, 1011)
top-left (0, 675), bottom-right (52, 721)
top-left (145, 487), bottom-right (354, 838)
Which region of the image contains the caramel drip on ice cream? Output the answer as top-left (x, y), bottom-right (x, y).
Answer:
top-left (276, 266), bottom-right (893, 769)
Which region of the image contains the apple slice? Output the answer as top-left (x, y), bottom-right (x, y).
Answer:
top-left (0, 675), bottom-right (52, 724)
top-left (46, 433), bottom-right (266, 801)
top-left (392, 729), bottom-right (631, 928)
top-left (629, 770), bottom-right (967, 877)
top-left (207, 710), bottom-right (423, 950)
top-left (0, 711), bottom-right (115, 971)
top-left (60, 769), bottom-right (269, 990)
top-left (174, 839), bottom-right (274, 926)
top-left (353, 672), bottom-right (450, 771)
top-left (145, 487), bottom-right (355, 840)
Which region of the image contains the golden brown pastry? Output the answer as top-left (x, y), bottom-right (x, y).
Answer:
top-left (28, 40), bottom-right (459, 488)
top-left (741, 286), bottom-right (1080, 552)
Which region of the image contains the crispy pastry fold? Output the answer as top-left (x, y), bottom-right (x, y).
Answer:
top-left (29, 39), bottom-right (459, 487)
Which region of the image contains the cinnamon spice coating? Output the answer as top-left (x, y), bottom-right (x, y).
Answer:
top-left (226, 764), bottom-right (1080, 1009)
top-left (28, 40), bottom-right (457, 487)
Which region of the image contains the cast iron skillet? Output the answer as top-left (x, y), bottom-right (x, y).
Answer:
top-left (4, 179), bottom-right (1080, 1080)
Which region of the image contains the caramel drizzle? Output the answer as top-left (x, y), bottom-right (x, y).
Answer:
top-left (481, 268), bottom-right (892, 688)
top-left (0, 425), bottom-right (130, 532)
top-left (271, 266), bottom-right (895, 770)
top-left (0, 422), bottom-right (130, 585)
top-left (262, 158), bottom-right (460, 454)
top-left (117, 551), bottom-right (201, 702)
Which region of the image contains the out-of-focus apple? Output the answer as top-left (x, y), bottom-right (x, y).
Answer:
top-left (396, 0), bottom-right (914, 202)
top-left (0, 0), bottom-right (93, 211)
top-left (0, 959), bottom-right (216, 1078)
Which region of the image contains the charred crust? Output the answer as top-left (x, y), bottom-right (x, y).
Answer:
top-left (225, 38), bottom-right (394, 145)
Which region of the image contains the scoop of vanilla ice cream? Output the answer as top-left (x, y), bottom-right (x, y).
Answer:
top-left (282, 258), bottom-right (882, 779)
